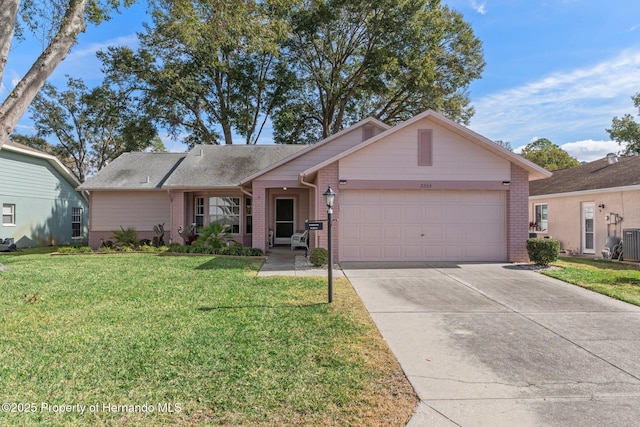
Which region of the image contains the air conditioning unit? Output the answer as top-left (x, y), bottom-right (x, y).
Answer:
top-left (622, 229), bottom-right (640, 261)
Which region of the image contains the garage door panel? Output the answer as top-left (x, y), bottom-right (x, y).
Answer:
top-left (339, 190), bottom-right (506, 262)
top-left (384, 245), bottom-right (402, 259)
top-left (404, 245), bottom-right (422, 258)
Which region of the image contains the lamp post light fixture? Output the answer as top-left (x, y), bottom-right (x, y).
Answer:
top-left (323, 186), bottom-right (336, 303)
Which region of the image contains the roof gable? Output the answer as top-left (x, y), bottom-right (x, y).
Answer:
top-left (1, 139), bottom-right (82, 190)
top-left (240, 117), bottom-right (389, 184)
top-left (530, 155), bottom-right (640, 196)
top-left (301, 110), bottom-right (551, 181)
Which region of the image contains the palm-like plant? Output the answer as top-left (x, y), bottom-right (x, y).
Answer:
top-left (194, 222), bottom-right (233, 249)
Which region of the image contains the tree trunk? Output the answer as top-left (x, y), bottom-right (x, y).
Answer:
top-left (0, 0), bottom-right (88, 142)
top-left (0, 0), bottom-right (20, 86)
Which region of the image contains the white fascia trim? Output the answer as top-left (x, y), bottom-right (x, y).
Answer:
top-left (529, 185), bottom-right (640, 200)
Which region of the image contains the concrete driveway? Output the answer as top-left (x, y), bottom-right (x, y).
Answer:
top-left (341, 262), bottom-right (640, 427)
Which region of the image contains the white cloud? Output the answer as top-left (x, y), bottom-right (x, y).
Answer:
top-left (469, 48), bottom-right (640, 155)
top-left (69, 35), bottom-right (139, 59)
top-left (10, 70), bottom-right (21, 89)
top-left (470, 0), bottom-right (487, 14)
top-left (560, 139), bottom-right (621, 162)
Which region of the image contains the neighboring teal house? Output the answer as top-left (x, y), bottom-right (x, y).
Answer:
top-left (0, 140), bottom-right (88, 248)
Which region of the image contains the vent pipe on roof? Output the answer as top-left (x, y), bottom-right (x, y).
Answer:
top-left (606, 153), bottom-right (618, 164)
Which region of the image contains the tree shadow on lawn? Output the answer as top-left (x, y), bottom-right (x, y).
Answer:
top-left (195, 257), bottom-right (264, 270)
top-left (613, 277), bottom-right (640, 287)
top-left (198, 302), bottom-right (326, 311)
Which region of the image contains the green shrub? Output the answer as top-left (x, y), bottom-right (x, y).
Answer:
top-left (168, 243), bottom-right (188, 253)
top-left (249, 248), bottom-right (263, 256)
top-left (194, 222), bottom-right (233, 249)
top-left (112, 226), bottom-right (138, 248)
top-left (309, 248), bottom-right (328, 267)
top-left (526, 238), bottom-right (560, 266)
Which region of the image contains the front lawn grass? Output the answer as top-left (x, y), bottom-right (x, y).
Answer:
top-left (544, 257), bottom-right (640, 306)
top-left (0, 253), bottom-right (416, 426)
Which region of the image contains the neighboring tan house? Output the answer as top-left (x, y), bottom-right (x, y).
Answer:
top-left (529, 153), bottom-right (640, 257)
top-left (0, 140), bottom-right (88, 248)
top-left (79, 110), bottom-right (550, 263)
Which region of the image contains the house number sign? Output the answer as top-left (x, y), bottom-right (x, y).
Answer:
top-left (419, 183), bottom-right (433, 189)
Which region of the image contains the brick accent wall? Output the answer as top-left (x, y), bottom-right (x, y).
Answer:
top-left (507, 164), bottom-right (530, 262)
top-left (251, 183), bottom-right (267, 253)
top-left (315, 162), bottom-right (340, 262)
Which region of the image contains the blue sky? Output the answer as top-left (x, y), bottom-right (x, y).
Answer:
top-left (3, 1), bottom-right (640, 161)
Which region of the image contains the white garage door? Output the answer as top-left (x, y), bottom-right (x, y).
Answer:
top-left (339, 190), bottom-right (507, 262)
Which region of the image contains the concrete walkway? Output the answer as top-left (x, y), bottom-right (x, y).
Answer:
top-left (257, 246), bottom-right (344, 277)
top-left (342, 262), bottom-right (640, 427)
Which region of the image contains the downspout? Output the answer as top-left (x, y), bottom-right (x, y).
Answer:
top-left (299, 173), bottom-right (318, 250)
top-left (167, 189), bottom-right (174, 245)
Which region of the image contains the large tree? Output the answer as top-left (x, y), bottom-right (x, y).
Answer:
top-left (99, 0), bottom-right (292, 146)
top-left (607, 93), bottom-right (640, 155)
top-left (0, 0), bottom-right (135, 144)
top-left (520, 138), bottom-right (580, 171)
top-left (272, 0), bottom-right (485, 143)
top-left (23, 76), bottom-right (161, 182)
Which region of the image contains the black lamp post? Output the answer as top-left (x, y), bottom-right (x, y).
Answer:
top-left (323, 186), bottom-right (336, 303)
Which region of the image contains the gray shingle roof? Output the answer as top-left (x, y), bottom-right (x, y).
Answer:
top-left (78, 152), bottom-right (187, 190)
top-left (529, 155), bottom-right (640, 196)
top-left (163, 144), bottom-right (307, 188)
top-left (78, 144), bottom-right (307, 190)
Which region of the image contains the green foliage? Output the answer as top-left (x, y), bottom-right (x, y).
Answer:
top-left (273, 0), bottom-right (485, 143)
top-left (27, 77), bottom-right (160, 182)
top-left (194, 222), bottom-right (234, 249)
top-left (309, 248), bottom-right (329, 267)
top-left (111, 226), bottom-right (138, 248)
top-left (166, 242), bottom-right (261, 257)
top-left (520, 138), bottom-right (580, 171)
top-left (99, 0), bottom-right (484, 146)
top-left (526, 238), bottom-right (560, 266)
top-left (607, 93), bottom-right (640, 155)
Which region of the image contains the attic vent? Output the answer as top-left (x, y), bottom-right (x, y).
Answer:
top-left (606, 153), bottom-right (618, 164)
top-left (418, 129), bottom-right (433, 166)
top-left (362, 125), bottom-right (374, 141)
top-left (144, 176), bottom-right (150, 184)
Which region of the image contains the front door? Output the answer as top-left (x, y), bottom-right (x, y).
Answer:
top-left (582, 202), bottom-right (595, 254)
top-left (275, 198), bottom-right (295, 245)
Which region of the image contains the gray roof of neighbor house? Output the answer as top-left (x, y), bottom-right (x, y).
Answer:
top-left (162, 144), bottom-right (307, 189)
top-left (78, 144), bottom-right (308, 190)
top-left (77, 152), bottom-right (188, 190)
top-left (529, 154), bottom-right (640, 196)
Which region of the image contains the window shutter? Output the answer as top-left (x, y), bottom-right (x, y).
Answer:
top-left (418, 129), bottom-right (433, 166)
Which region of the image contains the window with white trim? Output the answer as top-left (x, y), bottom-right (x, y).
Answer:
top-left (209, 197), bottom-right (240, 233)
top-left (534, 204), bottom-right (548, 232)
top-left (195, 197), bottom-right (205, 232)
top-left (71, 207), bottom-right (83, 239)
top-left (245, 198), bottom-right (252, 234)
top-left (2, 204), bottom-right (15, 226)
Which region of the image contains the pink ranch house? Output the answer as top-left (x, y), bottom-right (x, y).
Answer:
top-left (78, 110), bottom-right (550, 263)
